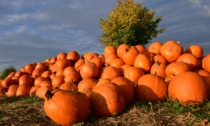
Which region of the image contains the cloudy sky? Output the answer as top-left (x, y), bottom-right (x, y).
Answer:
top-left (0, 0), bottom-right (210, 71)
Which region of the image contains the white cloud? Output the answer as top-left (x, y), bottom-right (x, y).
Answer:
top-left (188, 0), bottom-right (210, 17)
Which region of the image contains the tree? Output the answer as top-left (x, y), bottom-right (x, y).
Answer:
top-left (99, 0), bottom-right (165, 47)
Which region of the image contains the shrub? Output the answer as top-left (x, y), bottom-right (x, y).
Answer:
top-left (99, 0), bottom-right (165, 47)
top-left (0, 66), bottom-right (17, 79)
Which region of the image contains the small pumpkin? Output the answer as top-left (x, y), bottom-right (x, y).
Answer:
top-left (134, 53), bottom-right (152, 73)
top-left (122, 46), bottom-right (139, 65)
top-left (19, 74), bottom-right (34, 86)
top-left (5, 85), bottom-right (18, 97)
top-left (78, 78), bottom-right (98, 97)
top-left (202, 54), bottom-right (210, 73)
top-left (185, 44), bottom-right (203, 59)
top-left (123, 66), bottom-right (144, 82)
top-left (160, 40), bottom-right (183, 63)
top-left (148, 41), bottom-right (162, 55)
top-left (66, 50), bottom-right (80, 64)
top-left (116, 44), bottom-right (130, 59)
top-left (59, 82), bottom-right (78, 91)
top-left (79, 61), bottom-right (99, 79)
top-left (165, 61), bottom-right (191, 79)
top-left (99, 66), bottom-right (121, 80)
top-left (16, 85), bottom-right (31, 96)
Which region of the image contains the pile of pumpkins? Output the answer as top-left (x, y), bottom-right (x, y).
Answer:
top-left (0, 40), bottom-right (210, 125)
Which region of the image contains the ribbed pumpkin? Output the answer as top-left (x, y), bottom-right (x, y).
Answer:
top-left (168, 71), bottom-right (206, 105)
top-left (89, 82), bottom-right (126, 117)
top-left (44, 89), bottom-right (90, 126)
top-left (136, 74), bottom-right (167, 101)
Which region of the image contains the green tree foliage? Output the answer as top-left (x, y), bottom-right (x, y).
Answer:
top-left (99, 0), bottom-right (165, 47)
top-left (0, 66), bottom-right (16, 79)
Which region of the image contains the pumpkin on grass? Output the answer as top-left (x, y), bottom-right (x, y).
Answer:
top-left (111, 77), bottom-right (135, 105)
top-left (168, 71), bottom-right (206, 105)
top-left (136, 74), bottom-right (167, 101)
top-left (89, 82), bottom-right (126, 117)
top-left (44, 89), bottom-right (90, 126)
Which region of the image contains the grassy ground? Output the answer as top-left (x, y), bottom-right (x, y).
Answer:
top-left (0, 96), bottom-right (210, 126)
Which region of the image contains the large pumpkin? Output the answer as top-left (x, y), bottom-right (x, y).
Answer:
top-left (168, 71), bottom-right (206, 105)
top-left (44, 89), bottom-right (90, 126)
top-left (89, 82), bottom-right (126, 117)
top-left (136, 74), bottom-right (167, 101)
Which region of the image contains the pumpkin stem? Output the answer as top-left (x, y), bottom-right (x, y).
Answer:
top-left (45, 90), bottom-right (53, 100)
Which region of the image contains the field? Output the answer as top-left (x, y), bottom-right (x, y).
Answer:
top-left (0, 95), bottom-right (209, 126)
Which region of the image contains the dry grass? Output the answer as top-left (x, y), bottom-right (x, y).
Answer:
top-left (0, 96), bottom-right (209, 126)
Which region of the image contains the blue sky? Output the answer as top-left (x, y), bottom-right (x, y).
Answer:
top-left (0, 0), bottom-right (210, 71)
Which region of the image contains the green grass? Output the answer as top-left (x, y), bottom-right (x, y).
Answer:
top-left (0, 95), bottom-right (41, 105)
top-left (134, 97), bottom-right (210, 121)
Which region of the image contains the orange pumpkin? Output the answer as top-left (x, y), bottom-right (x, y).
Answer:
top-left (78, 78), bottom-right (98, 97)
top-left (34, 76), bottom-right (49, 87)
top-left (59, 82), bottom-right (78, 91)
top-left (152, 54), bottom-right (168, 65)
top-left (135, 44), bottom-right (147, 53)
top-left (111, 77), bottom-right (135, 105)
top-left (165, 61), bottom-right (191, 79)
top-left (36, 86), bottom-right (52, 100)
top-left (202, 54), bottom-right (210, 73)
top-left (194, 69), bottom-right (210, 78)
top-left (29, 86), bottom-right (39, 96)
top-left (122, 46), bottom-right (139, 65)
top-left (168, 71), bottom-right (206, 105)
top-left (1, 78), bottom-right (13, 88)
top-left (160, 40), bottom-right (183, 63)
top-left (176, 53), bottom-right (200, 70)
top-left (148, 41), bottom-right (162, 55)
top-left (123, 66), bottom-right (144, 82)
top-left (19, 74), bottom-right (34, 86)
top-left (134, 53), bottom-right (152, 73)
top-left (24, 63), bottom-right (36, 74)
top-left (136, 74), bottom-right (167, 101)
top-left (51, 75), bottom-right (64, 88)
top-left (150, 61), bottom-right (166, 78)
top-left (5, 85), bottom-right (18, 97)
top-left (79, 61), bottom-right (99, 79)
top-left (55, 59), bottom-right (71, 71)
top-left (185, 44), bottom-right (203, 59)
top-left (104, 45), bottom-right (117, 56)
top-left (66, 50), bottom-right (80, 64)
top-left (89, 82), bottom-right (126, 117)
top-left (116, 44), bottom-right (130, 59)
top-left (110, 58), bottom-right (125, 69)
top-left (99, 66), bottom-right (121, 80)
top-left (57, 52), bottom-right (67, 60)
top-left (16, 85), bottom-right (31, 96)
top-left (44, 89), bottom-right (90, 126)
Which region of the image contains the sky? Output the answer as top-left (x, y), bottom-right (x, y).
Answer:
top-left (0, 0), bottom-right (210, 71)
